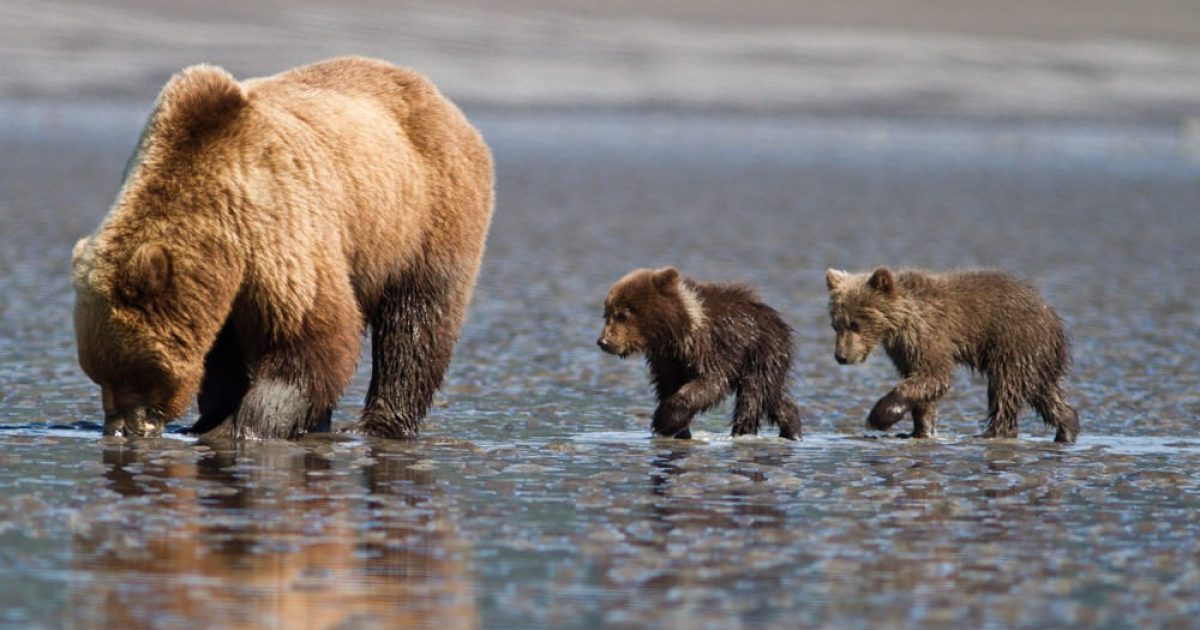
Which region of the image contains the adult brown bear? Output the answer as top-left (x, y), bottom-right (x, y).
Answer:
top-left (72, 57), bottom-right (494, 439)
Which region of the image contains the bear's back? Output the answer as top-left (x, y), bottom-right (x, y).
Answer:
top-left (239, 57), bottom-right (494, 303)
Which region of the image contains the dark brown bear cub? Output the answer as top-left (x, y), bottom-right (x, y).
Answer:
top-left (825, 267), bottom-right (1079, 443)
top-left (598, 267), bottom-right (802, 440)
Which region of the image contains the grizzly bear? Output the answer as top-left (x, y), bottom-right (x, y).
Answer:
top-left (71, 57), bottom-right (494, 439)
top-left (597, 267), bottom-right (802, 440)
top-left (825, 267), bottom-right (1079, 443)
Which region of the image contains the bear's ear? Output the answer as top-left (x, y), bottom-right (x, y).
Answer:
top-left (72, 237), bottom-right (90, 267)
top-left (652, 266), bottom-right (681, 292)
top-left (825, 268), bottom-right (848, 291)
top-left (868, 267), bottom-right (894, 294)
top-left (120, 242), bottom-right (172, 303)
top-left (156, 64), bottom-right (247, 150)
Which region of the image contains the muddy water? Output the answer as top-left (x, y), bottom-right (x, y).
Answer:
top-left (2, 104), bottom-right (1199, 627)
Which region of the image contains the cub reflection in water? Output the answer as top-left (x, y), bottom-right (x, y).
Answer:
top-left (69, 441), bottom-right (475, 629)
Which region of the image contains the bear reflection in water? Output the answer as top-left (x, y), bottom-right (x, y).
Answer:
top-left (69, 442), bottom-right (475, 629)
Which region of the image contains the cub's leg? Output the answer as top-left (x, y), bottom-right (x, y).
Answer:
top-left (772, 396), bottom-right (802, 441)
top-left (732, 366), bottom-right (802, 440)
top-left (870, 371), bottom-right (950, 436)
top-left (190, 323), bottom-right (249, 435)
top-left (867, 389), bottom-right (912, 431)
top-left (1031, 386), bottom-right (1079, 444)
top-left (910, 401), bottom-right (938, 438)
top-left (979, 375), bottom-right (1021, 439)
top-left (356, 265), bottom-right (473, 439)
top-left (731, 373), bottom-right (768, 437)
top-left (652, 378), bottom-right (727, 438)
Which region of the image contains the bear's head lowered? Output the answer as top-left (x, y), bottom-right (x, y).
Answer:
top-left (73, 239), bottom-right (203, 437)
top-left (72, 65), bottom-right (249, 437)
top-left (597, 267), bottom-right (704, 358)
top-left (825, 267), bottom-right (901, 365)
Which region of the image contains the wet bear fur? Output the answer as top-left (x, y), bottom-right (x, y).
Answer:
top-left (825, 267), bottom-right (1079, 443)
top-left (598, 267), bottom-right (802, 440)
top-left (71, 57), bottom-right (494, 439)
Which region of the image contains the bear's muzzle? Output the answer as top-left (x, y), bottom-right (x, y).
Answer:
top-left (104, 406), bottom-right (165, 438)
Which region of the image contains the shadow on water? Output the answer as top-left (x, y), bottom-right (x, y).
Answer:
top-left (67, 439), bottom-right (476, 629)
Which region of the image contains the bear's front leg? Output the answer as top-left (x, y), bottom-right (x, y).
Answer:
top-left (867, 389), bottom-right (912, 431)
top-left (219, 291), bottom-right (360, 440)
top-left (652, 378), bottom-right (727, 438)
top-left (910, 401), bottom-right (938, 438)
top-left (230, 373), bottom-right (334, 439)
top-left (652, 401), bottom-right (696, 438)
top-left (190, 322), bottom-right (249, 435)
top-left (868, 372), bottom-right (952, 434)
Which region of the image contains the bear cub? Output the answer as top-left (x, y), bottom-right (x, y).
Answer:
top-left (825, 267), bottom-right (1079, 443)
top-left (598, 267), bottom-right (802, 440)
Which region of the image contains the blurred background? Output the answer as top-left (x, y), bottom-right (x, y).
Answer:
top-left (3, 0), bottom-right (1200, 121)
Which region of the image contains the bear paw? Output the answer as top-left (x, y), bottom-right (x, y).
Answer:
top-left (867, 391), bottom-right (911, 430)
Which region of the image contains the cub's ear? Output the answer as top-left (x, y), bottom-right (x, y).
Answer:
top-left (120, 242), bottom-right (172, 303)
top-left (825, 268), bottom-right (848, 291)
top-left (72, 237), bottom-right (90, 267)
top-left (868, 267), bottom-right (894, 294)
top-left (652, 266), bottom-right (681, 291)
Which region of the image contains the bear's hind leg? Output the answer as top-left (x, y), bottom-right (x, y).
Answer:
top-left (190, 323), bottom-right (248, 435)
top-left (731, 369), bottom-right (774, 437)
top-left (355, 266), bottom-right (470, 439)
top-left (772, 395), bottom-right (802, 440)
top-left (1031, 387), bottom-right (1079, 444)
top-left (979, 376), bottom-right (1021, 439)
top-left (732, 357), bottom-right (801, 440)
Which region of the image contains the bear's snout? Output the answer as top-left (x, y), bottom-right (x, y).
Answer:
top-left (597, 337), bottom-right (613, 353)
top-left (835, 352), bottom-right (849, 365)
top-left (103, 406), bottom-right (165, 438)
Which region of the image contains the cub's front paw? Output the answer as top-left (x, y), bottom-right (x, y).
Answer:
top-left (867, 391), bottom-right (911, 430)
top-left (652, 405), bottom-right (692, 438)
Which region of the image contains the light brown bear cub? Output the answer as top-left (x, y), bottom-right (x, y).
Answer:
top-left (72, 57), bottom-right (494, 439)
top-left (598, 267), bottom-right (802, 440)
top-left (825, 267), bottom-right (1079, 443)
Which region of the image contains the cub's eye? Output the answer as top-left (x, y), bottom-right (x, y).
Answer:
top-left (613, 312), bottom-right (628, 323)
top-left (848, 321), bottom-right (861, 333)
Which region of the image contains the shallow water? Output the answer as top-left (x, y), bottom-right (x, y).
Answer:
top-left (2, 104), bottom-right (1200, 627)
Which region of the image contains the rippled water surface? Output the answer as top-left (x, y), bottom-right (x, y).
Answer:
top-left (1, 104), bottom-right (1199, 627)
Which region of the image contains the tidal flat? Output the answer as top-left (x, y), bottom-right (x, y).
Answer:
top-left (1, 104), bottom-right (1199, 627)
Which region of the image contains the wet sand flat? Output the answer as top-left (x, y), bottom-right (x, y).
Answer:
top-left (1, 103), bottom-right (1199, 626)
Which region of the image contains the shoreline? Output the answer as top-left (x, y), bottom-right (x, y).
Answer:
top-left (4, 99), bottom-right (1197, 167)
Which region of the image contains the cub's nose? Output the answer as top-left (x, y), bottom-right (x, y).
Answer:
top-left (835, 352), bottom-right (848, 365)
top-left (597, 337), bottom-right (612, 352)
